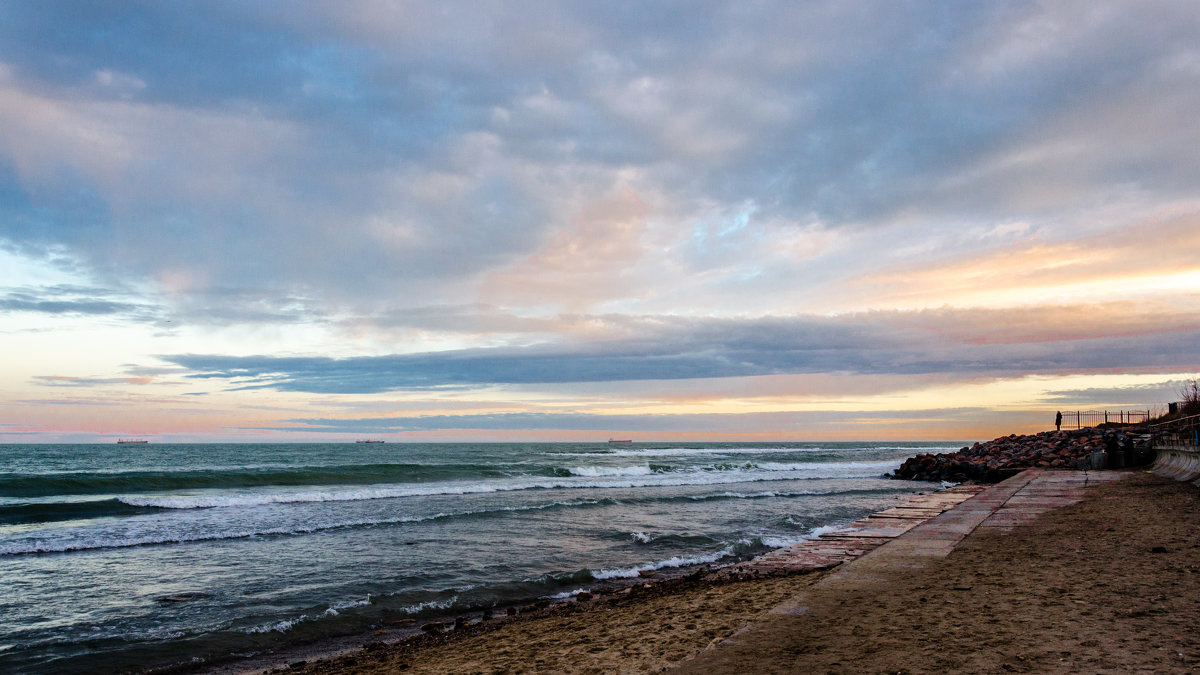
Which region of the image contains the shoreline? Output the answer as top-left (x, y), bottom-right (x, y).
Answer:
top-left (3, 441), bottom-right (948, 674)
top-left (209, 468), bottom-right (1200, 673)
top-left (193, 483), bottom-right (986, 674)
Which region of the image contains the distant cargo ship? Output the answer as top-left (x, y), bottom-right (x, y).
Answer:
top-left (117, 439), bottom-right (149, 445)
top-left (356, 439), bottom-right (385, 444)
top-left (608, 438), bottom-right (633, 443)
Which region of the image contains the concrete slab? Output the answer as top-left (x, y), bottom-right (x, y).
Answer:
top-left (706, 481), bottom-right (996, 581)
top-left (871, 507), bottom-right (951, 517)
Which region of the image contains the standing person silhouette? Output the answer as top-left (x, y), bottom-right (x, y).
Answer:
top-left (1055, 410), bottom-right (1062, 431)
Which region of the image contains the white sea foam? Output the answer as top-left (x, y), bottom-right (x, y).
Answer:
top-left (245, 611), bottom-right (334, 634)
top-left (807, 523), bottom-right (842, 538)
top-left (2, 460), bottom-right (902, 556)
top-left (329, 594), bottom-right (372, 612)
top-left (399, 595), bottom-right (458, 615)
top-left (754, 460), bottom-right (889, 473)
top-left (689, 490), bottom-right (785, 500)
top-left (111, 460), bottom-right (897, 511)
top-left (243, 595), bottom-right (374, 634)
top-left (563, 446), bottom-right (836, 458)
top-left (590, 547), bottom-right (735, 579)
top-left (758, 534), bottom-right (806, 548)
top-left (549, 588), bottom-right (590, 600)
top-left (685, 488), bottom-right (849, 500)
top-left (243, 591), bottom-right (463, 634)
top-left (563, 445), bottom-right (959, 458)
top-left (567, 465), bottom-right (655, 477)
top-left (757, 524), bottom-right (843, 549)
top-left (245, 616), bottom-right (305, 634)
top-left (630, 531), bottom-right (653, 544)
top-left (0, 499), bottom-right (603, 556)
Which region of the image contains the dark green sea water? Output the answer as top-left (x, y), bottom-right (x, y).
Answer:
top-left (0, 442), bottom-right (955, 672)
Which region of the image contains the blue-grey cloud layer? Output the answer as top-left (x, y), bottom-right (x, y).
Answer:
top-left (167, 313), bottom-right (1200, 393)
top-left (0, 284), bottom-right (157, 318)
top-left (251, 408), bottom-right (990, 434)
top-left (1040, 381), bottom-right (1194, 407)
top-left (2, 1), bottom-right (1198, 317)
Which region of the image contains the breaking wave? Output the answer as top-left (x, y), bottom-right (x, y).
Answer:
top-left (110, 459), bottom-right (900, 510)
top-left (0, 499), bottom-right (610, 556)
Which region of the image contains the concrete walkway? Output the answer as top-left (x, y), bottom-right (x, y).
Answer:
top-left (706, 484), bottom-right (985, 581)
top-left (676, 468), bottom-right (1127, 671)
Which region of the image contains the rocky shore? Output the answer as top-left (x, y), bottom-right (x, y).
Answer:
top-left (890, 427), bottom-right (1154, 483)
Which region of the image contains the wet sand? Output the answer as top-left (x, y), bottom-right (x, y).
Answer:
top-left (269, 471), bottom-right (1200, 674)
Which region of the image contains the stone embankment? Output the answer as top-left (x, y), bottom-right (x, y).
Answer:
top-left (891, 428), bottom-right (1152, 483)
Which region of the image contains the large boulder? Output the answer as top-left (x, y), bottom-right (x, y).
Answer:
top-left (889, 428), bottom-right (1147, 483)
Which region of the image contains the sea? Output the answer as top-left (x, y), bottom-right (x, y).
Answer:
top-left (0, 441), bottom-right (959, 673)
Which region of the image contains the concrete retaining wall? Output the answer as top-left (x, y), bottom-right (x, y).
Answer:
top-left (1150, 445), bottom-right (1200, 482)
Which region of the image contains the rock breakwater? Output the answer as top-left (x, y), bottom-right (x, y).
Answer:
top-left (891, 428), bottom-right (1150, 483)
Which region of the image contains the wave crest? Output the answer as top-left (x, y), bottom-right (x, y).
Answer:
top-left (590, 547), bottom-right (735, 580)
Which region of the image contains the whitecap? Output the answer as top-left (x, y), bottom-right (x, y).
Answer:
top-left (567, 465), bottom-right (654, 477)
top-left (245, 616), bottom-right (305, 634)
top-left (399, 595), bottom-right (458, 615)
top-left (807, 523), bottom-right (843, 538)
top-left (758, 524), bottom-right (841, 549)
top-left (590, 547), bottom-right (734, 579)
top-left (243, 594), bottom-right (377, 634)
top-left (106, 459), bottom-right (897, 512)
top-left (0, 500), bottom-right (606, 556)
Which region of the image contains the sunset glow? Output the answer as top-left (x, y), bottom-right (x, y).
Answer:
top-left (2, 2), bottom-right (1198, 443)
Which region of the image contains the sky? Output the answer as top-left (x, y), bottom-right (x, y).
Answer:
top-left (2, 0), bottom-right (1199, 443)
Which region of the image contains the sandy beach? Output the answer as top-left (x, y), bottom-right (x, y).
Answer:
top-left (266, 470), bottom-right (1200, 674)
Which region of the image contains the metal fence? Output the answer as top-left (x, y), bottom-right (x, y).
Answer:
top-left (1149, 412), bottom-right (1200, 447)
top-left (1058, 409), bottom-right (1151, 429)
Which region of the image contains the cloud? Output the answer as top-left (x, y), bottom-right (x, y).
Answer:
top-left (2, 2), bottom-right (1199, 443)
top-left (164, 307), bottom-right (1200, 393)
top-left (0, 297), bottom-right (137, 316)
top-left (14, 399), bottom-right (122, 407)
top-left (0, 284), bottom-right (157, 318)
top-left (249, 407), bottom-right (989, 434)
top-left (1040, 379), bottom-right (1195, 406)
top-left (31, 375), bottom-right (155, 388)
top-left (848, 212), bottom-right (1200, 310)
top-left (0, 1), bottom-right (1196, 326)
